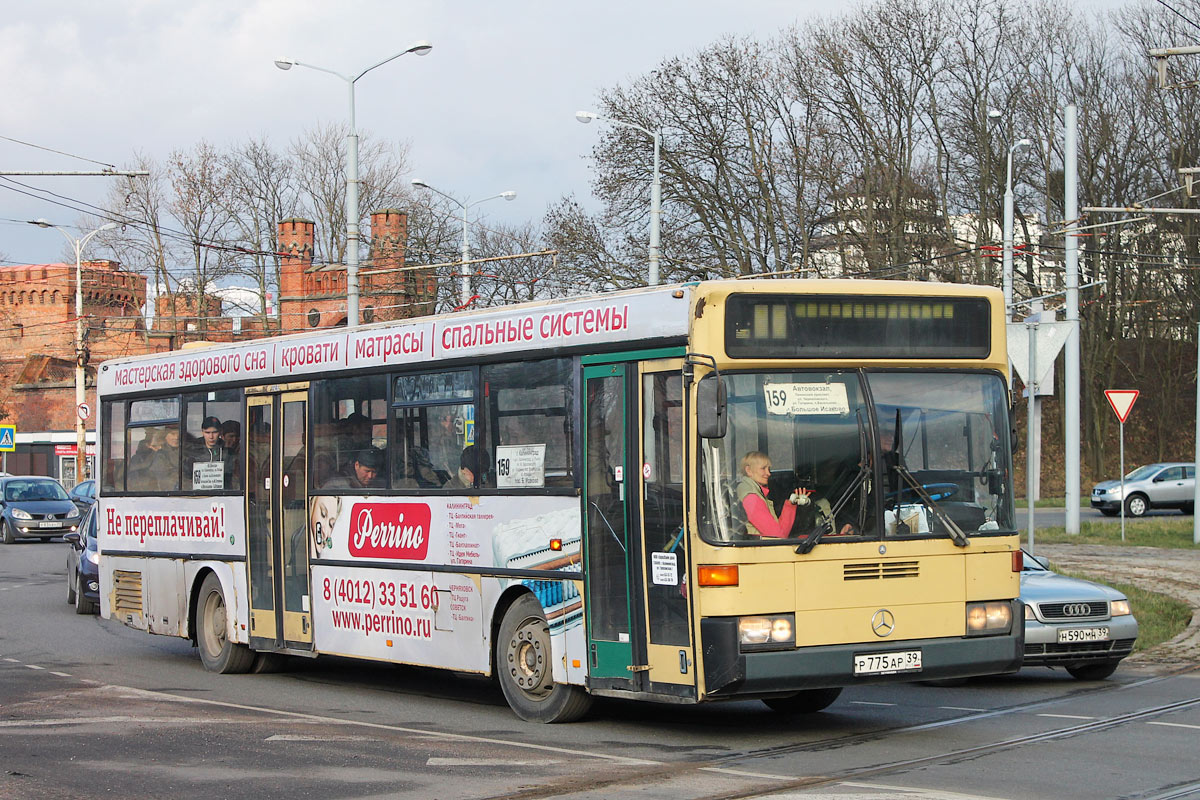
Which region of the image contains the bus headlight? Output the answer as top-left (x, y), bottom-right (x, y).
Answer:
top-left (738, 613), bottom-right (795, 651)
top-left (966, 601), bottom-right (1012, 635)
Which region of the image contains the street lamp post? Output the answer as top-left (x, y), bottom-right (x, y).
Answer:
top-left (30, 219), bottom-right (118, 482)
top-left (275, 41), bottom-right (432, 327)
top-left (1003, 138), bottom-right (1033, 318)
top-left (410, 179), bottom-right (516, 307)
top-left (575, 110), bottom-right (661, 286)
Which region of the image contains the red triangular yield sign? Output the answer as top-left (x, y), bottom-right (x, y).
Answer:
top-left (1104, 389), bottom-right (1139, 423)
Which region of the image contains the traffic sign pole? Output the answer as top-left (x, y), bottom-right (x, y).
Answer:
top-left (1119, 420), bottom-right (1126, 543)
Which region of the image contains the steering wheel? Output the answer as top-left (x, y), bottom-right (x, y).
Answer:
top-left (887, 482), bottom-right (958, 502)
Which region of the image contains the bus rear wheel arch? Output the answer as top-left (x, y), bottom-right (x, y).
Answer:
top-left (495, 592), bottom-right (592, 723)
top-left (195, 573), bottom-right (255, 674)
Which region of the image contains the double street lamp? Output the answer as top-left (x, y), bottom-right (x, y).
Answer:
top-left (29, 219), bottom-right (118, 482)
top-left (410, 179), bottom-right (516, 307)
top-left (1003, 138), bottom-right (1034, 318)
top-left (575, 110), bottom-right (662, 286)
top-left (275, 41), bottom-right (432, 327)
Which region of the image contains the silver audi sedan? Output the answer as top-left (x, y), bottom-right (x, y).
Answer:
top-left (1020, 551), bottom-right (1138, 680)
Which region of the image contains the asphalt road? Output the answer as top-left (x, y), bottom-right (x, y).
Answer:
top-left (2, 540), bottom-right (1199, 799)
top-left (1030, 505), bottom-right (1192, 529)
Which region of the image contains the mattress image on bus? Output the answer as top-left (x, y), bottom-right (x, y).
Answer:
top-left (492, 508), bottom-right (583, 635)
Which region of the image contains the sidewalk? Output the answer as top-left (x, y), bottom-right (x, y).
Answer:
top-left (1035, 543), bottom-right (1200, 665)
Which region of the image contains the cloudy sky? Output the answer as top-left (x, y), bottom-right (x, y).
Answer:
top-left (0, 0), bottom-right (822, 266)
top-left (0, 0), bottom-right (1127, 269)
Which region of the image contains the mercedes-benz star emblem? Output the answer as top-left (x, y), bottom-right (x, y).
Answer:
top-left (871, 609), bottom-right (896, 637)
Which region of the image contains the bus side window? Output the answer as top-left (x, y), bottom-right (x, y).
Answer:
top-left (481, 358), bottom-right (574, 490)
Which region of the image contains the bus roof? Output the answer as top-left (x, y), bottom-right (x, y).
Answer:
top-left (97, 279), bottom-right (1003, 397)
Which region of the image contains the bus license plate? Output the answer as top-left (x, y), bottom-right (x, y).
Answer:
top-left (1057, 627), bottom-right (1109, 643)
top-left (853, 649), bottom-right (922, 676)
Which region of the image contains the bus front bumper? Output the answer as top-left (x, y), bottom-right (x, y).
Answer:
top-left (701, 605), bottom-right (1024, 697)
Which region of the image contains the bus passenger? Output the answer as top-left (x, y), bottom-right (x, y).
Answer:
top-left (190, 416), bottom-right (227, 463)
top-left (445, 445), bottom-right (487, 490)
top-left (323, 447), bottom-right (384, 490)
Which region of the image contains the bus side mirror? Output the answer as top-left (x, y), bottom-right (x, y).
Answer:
top-left (696, 375), bottom-right (727, 439)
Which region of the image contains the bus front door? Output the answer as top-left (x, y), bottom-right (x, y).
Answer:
top-left (246, 389), bottom-right (313, 653)
top-left (584, 364), bottom-right (639, 687)
top-left (584, 356), bottom-right (696, 698)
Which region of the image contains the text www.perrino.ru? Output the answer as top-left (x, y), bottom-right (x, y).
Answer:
top-left (330, 609), bottom-right (433, 639)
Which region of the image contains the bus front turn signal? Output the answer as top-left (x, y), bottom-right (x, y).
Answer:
top-left (698, 565), bottom-right (739, 586)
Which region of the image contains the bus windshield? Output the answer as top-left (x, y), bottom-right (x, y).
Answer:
top-left (698, 370), bottom-right (1014, 545)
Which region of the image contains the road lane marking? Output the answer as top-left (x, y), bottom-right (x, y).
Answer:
top-left (24, 664), bottom-right (45, 671)
top-left (1147, 721), bottom-right (1200, 730)
top-left (939, 706), bottom-right (986, 712)
top-left (851, 701), bottom-right (898, 706)
top-left (427, 758), bottom-right (559, 766)
top-left (839, 780), bottom-right (1010, 799)
top-left (0, 716), bottom-right (181, 727)
top-left (99, 684), bottom-right (662, 766)
top-left (1037, 713), bottom-right (1096, 720)
top-left (50, 672), bottom-right (72, 678)
top-left (267, 734), bottom-right (380, 742)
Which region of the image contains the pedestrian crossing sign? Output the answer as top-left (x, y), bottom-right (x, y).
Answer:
top-left (0, 425), bottom-right (14, 452)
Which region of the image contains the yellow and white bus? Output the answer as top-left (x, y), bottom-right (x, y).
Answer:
top-left (95, 279), bottom-right (1022, 722)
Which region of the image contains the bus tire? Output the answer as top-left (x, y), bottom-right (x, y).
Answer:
top-left (762, 687), bottom-right (843, 714)
top-left (250, 652), bottom-right (289, 674)
top-left (196, 574), bottom-right (254, 674)
top-left (496, 593), bottom-right (592, 723)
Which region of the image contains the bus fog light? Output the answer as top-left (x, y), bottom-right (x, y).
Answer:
top-left (739, 614), bottom-right (795, 651)
top-left (966, 602), bottom-right (1012, 635)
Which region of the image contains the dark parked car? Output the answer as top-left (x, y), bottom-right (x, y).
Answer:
top-left (1091, 462), bottom-right (1195, 517)
top-left (67, 479), bottom-right (97, 511)
top-left (1020, 550), bottom-right (1138, 679)
top-left (65, 505), bottom-right (99, 614)
top-left (0, 476), bottom-right (83, 543)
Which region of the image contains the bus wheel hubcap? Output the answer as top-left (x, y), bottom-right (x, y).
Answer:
top-left (508, 618), bottom-right (550, 698)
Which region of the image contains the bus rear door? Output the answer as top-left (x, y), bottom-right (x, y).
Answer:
top-left (246, 386), bottom-right (313, 653)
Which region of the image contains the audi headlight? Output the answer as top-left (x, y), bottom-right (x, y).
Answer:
top-left (1024, 603), bottom-right (1035, 621)
top-left (966, 601), bottom-right (1013, 636)
top-left (738, 613), bottom-right (795, 651)
top-left (11, 508), bottom-right (32, 520)
top-left (1111, 599), bottom-right (1132, 616)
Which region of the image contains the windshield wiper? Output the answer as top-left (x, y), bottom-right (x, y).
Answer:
top-left (796, 412), bottom-right (871, 555)
top-left (892, 463), bottom-right (970, 547)
top-left (887, 408), bottom-right (968, 547)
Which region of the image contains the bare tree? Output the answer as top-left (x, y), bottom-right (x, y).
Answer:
top-left (223, 136), bottom-right (301, 324)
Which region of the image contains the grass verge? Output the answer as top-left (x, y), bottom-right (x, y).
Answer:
top-left (1031, 517), bottom-right (1200, 549)
top-left (1053, 569), bottom-right (1192, 654)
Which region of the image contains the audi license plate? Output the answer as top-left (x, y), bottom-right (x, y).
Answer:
top-left (1057, 627), bottom-right (1109, 643)
top-left (853, 649), bottom-right (922, 676)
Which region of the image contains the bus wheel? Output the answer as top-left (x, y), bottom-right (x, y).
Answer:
top-left (496, 594), bottom-right (592, 723)
top-left (762, 687), bottom-right (843, 714)
top-left (197, 574), bottom-right (254, 674)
